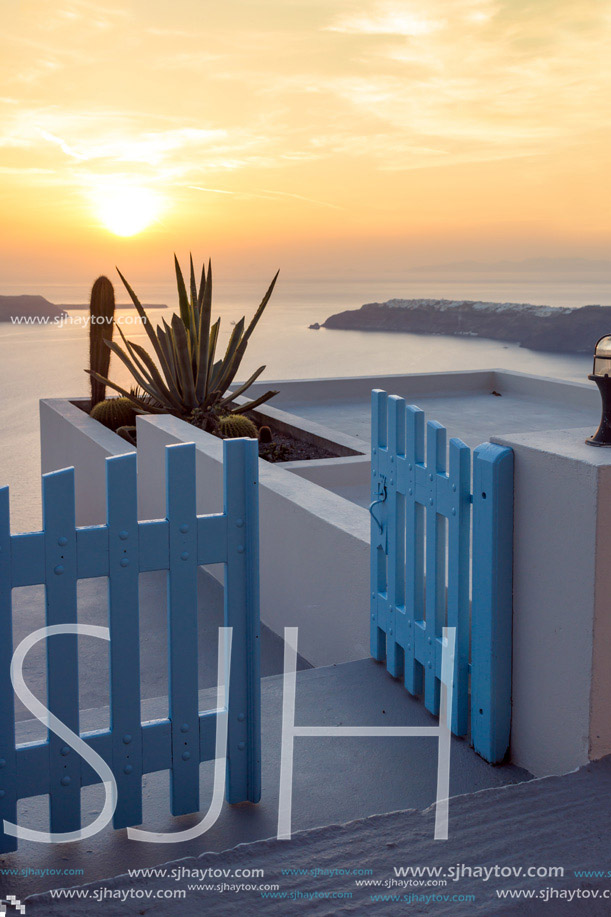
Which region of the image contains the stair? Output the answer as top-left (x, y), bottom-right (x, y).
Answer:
top-left (4, 657), bottom-right (528, 902)
top-left (27, 754), bottom-right (611, 916)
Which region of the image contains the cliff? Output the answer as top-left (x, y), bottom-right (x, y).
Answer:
top-left (0, 295), bottom-right (67, 322)
top-left (320, 298), bottom-right (611, 353)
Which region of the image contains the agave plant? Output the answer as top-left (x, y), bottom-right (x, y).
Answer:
top-left (86, 255), bottom-right (279, 427)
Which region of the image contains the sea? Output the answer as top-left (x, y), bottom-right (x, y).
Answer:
top-left (1, 276), bottom-right (606, 531)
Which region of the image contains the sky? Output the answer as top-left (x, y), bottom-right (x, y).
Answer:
top-left (1, 0), bottom-right (610, 284)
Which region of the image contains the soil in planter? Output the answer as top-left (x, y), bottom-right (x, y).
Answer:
top-left (190, 411), bottom-right (340, 463)
top-left (82, 399), bottom-right (342, 463)
top-left (256, 429), bottom-right (338, 463)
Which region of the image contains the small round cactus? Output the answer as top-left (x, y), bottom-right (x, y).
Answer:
top-left (90, 397), bottom-right (136, 432)
top-left (218, 414), bottom-right (258, 439)
top-left (258, 425), bottom-right (273, 444)
top-left (116, 425), bottom-right (137, 446)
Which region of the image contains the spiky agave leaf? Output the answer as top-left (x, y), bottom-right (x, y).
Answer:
top-left (174, 254), bottom-right (195, 340)
top-left (195, 260), bottom-right (213, 402)
top-left (115, 323), bottom-right (183, 409)
top-left (85, 370), bottom-right (168, 414)
top-left (217, 365), bottom-right (267, 408)
top-left (242, 270), bottom-right (279, 346)
top-left (230, 390), bottom-right (279, 414)
top-left (98, 256), bottom-right (279, 422)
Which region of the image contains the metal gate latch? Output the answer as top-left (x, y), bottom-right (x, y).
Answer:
top-left (369, 474), bottom-right (388, 552)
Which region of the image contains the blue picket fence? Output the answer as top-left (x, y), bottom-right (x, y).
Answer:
top-left (0, 439), bottom-right (261, 853)
top-left (370, 390), bottom-right (513, 763)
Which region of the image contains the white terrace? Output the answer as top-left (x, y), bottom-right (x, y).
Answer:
top-left (11, 367), bottom-right (610, 907)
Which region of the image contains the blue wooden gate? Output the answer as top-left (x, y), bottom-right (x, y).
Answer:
top-left (0, 438), bottom-right (261, 853)
top-left (370, 390), bottom-right (513, 763)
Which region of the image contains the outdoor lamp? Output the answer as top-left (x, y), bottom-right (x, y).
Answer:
top-left (586, 334), bottom-right (611, 446)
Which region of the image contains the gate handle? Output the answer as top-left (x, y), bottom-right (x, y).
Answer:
top-left (369, 482), bottom-right (387, 533)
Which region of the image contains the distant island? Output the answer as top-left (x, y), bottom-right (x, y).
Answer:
top-left (60, 303), bottom-right (167, 310)
top-left (0, 295), bottom-right (67, 322)
top-left (0, 294), bottom-right (167, 322)
top-left (315, 299), bottom-right (611, 354)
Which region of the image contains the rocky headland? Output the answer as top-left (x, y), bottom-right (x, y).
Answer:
top-left (0, 295), bottom-right (167, 321)
top-left (318, 298), bottom-right (611, 353)
top-left (0, 295), bottom-right (68, 322)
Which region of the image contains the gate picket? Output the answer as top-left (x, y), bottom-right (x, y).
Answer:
top-left (106, 452), bottom-right (143, 829)
top-left (0, 438), bottom-right (261, 852)
top-left (0, 488), bottom-right (17, 853)
top-left (43, 467), bottom-right (81, 834)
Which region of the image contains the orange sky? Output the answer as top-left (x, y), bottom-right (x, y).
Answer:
top-left (1, 0), bottom-right (610, 282)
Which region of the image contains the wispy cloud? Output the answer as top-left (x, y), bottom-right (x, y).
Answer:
top-left (326, 0), bottom-right (496, 35)
top-left (316, 0), bottom-right (611, 165)
top-left (189, 185), bottom-right (343, 209)
top-left (0, 0), bottom-right (610, 255)
top-left (326, 4), bottom-right (445, 37)
top-left (43, 1), bottom-right (130, 32)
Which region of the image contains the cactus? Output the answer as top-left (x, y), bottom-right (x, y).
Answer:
top-left (218, 414), bottom-right (258, 439)
top-left (88, 276), bottom-right (115, 409)
top-left (258, 425), bottom-right (273, 444)
top-left (90, 397), bottom-right (136, 431)
top-left (86, 255), bottom-right (279, 427)
top-left (116, 425), bottom-right (137, 446)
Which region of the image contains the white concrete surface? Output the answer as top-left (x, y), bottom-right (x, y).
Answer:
top-left (25, 756), bottom-right (611, 916)
top-left (492, 426), bottom-right (611, 777)
top-left (8, 658), bottom-right (528, 902)
top-left (244, 369), bottom-right (600, 450)
top-left (40, 398), bottom-right (134, 526)
top-left (136, 414), bottom-right (371, 667)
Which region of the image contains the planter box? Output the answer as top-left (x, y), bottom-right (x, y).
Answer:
top-left (40, 397), bottom-right (135, 526)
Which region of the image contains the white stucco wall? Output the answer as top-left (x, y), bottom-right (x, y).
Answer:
top-left (136, 415), bottom-right (371, 667)
top-left (40, 398), bottom-right (134, 526)
top-left (492, 427), bottom-right (611, 777)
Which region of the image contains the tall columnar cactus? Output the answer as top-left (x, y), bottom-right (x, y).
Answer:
top-left (89, 276), bottom-right (115, 409)
top-left (218, 414), bottom-right (258, 438)
top-left (90, 397), bottom-right (136, 431)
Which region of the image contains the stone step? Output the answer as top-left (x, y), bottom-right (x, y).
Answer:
top-left (29, 753), bottom-right (609, 916)
top-left (5, 658), bottom-right (527, 900)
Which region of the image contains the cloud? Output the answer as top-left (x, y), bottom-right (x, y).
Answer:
top-left (43, 1), bottom-right (130, 32)
top-left (0, 0), bottom-right (610, 203)
top-left (1, 106), bottom-right (230, 166)
top-left (151, 51), bottom-right (224, 71)
top-left (189, 185), bottom-right (343, 209)
top-left (326, 0), bottom-right (496, 35)
top-left (0, 101), bottom-right (306, 193)
top-left (314, 0), bottom-right (611, 165)
top-left (327, 8), bottom-right (443, 37)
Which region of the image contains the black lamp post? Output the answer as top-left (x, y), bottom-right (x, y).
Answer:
top-left (586, 334), bottom-right (611, 446)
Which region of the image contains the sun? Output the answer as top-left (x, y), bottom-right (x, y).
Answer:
top-left (92, 182), bottom-right (162, 237)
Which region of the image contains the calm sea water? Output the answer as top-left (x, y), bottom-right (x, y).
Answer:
top-left (0, 277), bottom-right (602, 531)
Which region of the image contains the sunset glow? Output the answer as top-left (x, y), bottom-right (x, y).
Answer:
top-left (92, 182), bottom-right (162, 237)
top-left (0, 0), bottom-right (610, 281)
